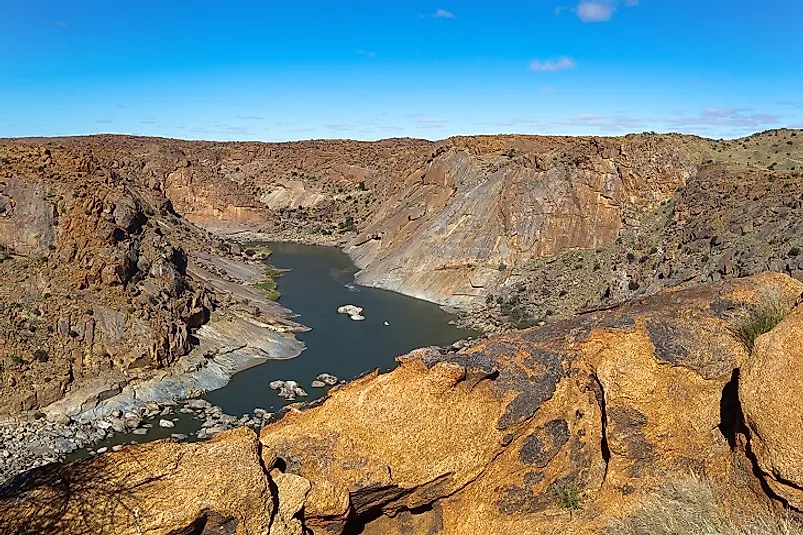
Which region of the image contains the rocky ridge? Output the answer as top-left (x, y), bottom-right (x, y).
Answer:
top-left (6, 130), bottom-right (803, 334)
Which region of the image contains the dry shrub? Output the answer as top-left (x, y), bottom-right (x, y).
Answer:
top-left (606, 475), bottom-right (802, 535)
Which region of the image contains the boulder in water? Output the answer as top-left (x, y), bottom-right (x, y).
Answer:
top-left (337, 304), bottom-right (363, 316)
top-left (350, 314), bottom-right (365, 321)
top-left (270, 380), bottom-right (309, 400)
top-left (311, 380), bottom-right (326, 388)
top-left (316, 373), bottom-right (339, 386)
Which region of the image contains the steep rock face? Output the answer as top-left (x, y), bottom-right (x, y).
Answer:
top-left (6, 131), bottom-right (803, 323)
top-left (2, 274), bottom-right (802, 534)
top-left (0, 142), bottom-right (301, 417)
top-left (344, 136), bottom-right (701, 305)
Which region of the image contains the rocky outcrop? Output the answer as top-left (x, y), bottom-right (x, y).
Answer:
top-left (4, 273), bottom-right (801, 534)
top-left (344, 135), bottom-right (702, 305)
top-left (741, 300), bottom-right (803, 509)
top-left (0, 142), bottom-right (304, 417)
top-left (256, 272), bottom-right (802, 534)
top-left (0, 428), bottom-right (280, 535)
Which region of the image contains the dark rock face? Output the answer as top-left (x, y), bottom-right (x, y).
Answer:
top-left (519, 419), bottom-right (570, 467)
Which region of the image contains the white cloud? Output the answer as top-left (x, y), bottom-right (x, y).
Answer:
top-left (433, 9), bottom-right (454, 18)
top-left (665, 108), bottom-right (784, 129)
top-left (542, 87), bottom-right (556, 94)
top-left (576, 1), bottom-right (615, 22)
top-left (357, 49), bottom-right (376, 57)
top-left (573, 0), bottom-right (638, 22)
top-left (529, 56), bottom-right (577, 72)
top-left (54, 21), bottom-right (68, 27)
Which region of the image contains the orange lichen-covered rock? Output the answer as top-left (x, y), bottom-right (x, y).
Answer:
top-left (0, 428), bottom-right (279, 535)
top-left (742, 301), bottom-right (803, 510)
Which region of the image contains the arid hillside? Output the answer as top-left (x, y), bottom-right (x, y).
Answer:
top-left (0, 142), bottom-right (304, 418)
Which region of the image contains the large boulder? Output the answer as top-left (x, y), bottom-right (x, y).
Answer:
top-left (0, 428), bottom-right (285, 535)
top-left (741, 301), bottom-right (803, 509)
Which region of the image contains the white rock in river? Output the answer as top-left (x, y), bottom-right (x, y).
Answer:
top-left (270, 380), bottom-right (309, 400)
top-left (158, 419), bottom-right (175, 429)
top-left (350, 314), bottom-right (365, 321)
top-left (311, 380), bottom-right (326, 388)
top-left (269, 380), bottom-right (284, 390)
top-left (315, 373), bottom-right (339, 386)
top-left (384, 321), bottom-right (390, 326)
top-left (337, 304), bottom-right (363, 316)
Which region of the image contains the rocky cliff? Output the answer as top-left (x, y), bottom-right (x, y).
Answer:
top-left (2, 273), bottom-right (802, 534)
top-left (6, 130), bottom-right (802, 331)
top-left (0, 141), bottom-right (304, 419)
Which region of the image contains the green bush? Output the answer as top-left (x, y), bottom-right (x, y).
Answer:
top-left (552, 481), bottom-right (583, 511)
top-left (263, 265), bottom-right (282, 279)
top-left (253, 278), bottom-right (280, 301)
top-left (33, 348), bottom-right (49, 362)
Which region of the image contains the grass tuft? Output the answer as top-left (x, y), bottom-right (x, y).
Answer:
top-left (606, 475), bottom-right (802, 535)
top-left (730, 290), bottom-right (788, 353)
top-left (551, 480), bottom-right (583, 511)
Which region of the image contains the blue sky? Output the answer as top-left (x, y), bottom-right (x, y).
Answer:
top-left (2, 1), bottom-right (802, 141)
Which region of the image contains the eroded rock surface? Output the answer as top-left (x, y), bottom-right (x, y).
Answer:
top-left (0, 143), bottom-right (304, 419)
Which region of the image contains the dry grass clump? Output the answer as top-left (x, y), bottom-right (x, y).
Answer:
top-left (730, 290), bottom-right (788, 353)
top-left (606, 475), bottom-right (802, 535)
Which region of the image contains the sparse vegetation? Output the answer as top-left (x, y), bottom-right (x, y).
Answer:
top-left (338, 215), bottom-right (356, 233)
top-left (243, 244), bottom-right (272, 258)
top-left (552, 481), bottom-right (583, 511)
top-left (730, 291), bottom-right (788, 352)
top-left (33, 348), bottom-right (48, 362)
top-left (606, 475), bottom-right (802, 535)
top-left (253, 265), bottom-right (282, 301)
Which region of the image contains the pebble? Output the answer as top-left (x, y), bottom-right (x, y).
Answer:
top-left (186, 399), bottom-right (211, 410)
top-left (0, 397), bottom-right (301, 485)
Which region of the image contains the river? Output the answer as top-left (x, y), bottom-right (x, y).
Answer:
top-left (72, 243), bottom-right (475, 455)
